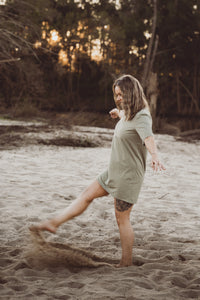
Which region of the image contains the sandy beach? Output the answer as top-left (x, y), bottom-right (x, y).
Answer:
top-left (0, 119), bottom-right (200, 300)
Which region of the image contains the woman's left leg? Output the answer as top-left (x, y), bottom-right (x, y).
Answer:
top-left (30, 180), bottom-right (108, 233)
top-left (114, 199), bottom-right (134, 267)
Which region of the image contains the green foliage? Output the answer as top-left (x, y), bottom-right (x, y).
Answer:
top-left (0, 0), bottom-right (199, 129)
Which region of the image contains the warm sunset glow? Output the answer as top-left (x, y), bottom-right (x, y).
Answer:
top-left (41, 22), bottom-right (49, 40)
top-left (42, 30), bottom-right (46, 39)
top-left (39, 14), bottom-right (150, 64)
top-left (40, 20), bottom-right (110, 65)
top-left (144, 31), bottom-right (151, 39)
top-left (58, 48), bottom-right (76, 70)
top-left (129, 45), bottom-right (140, 56)
top-left (77, 21), bottom-right (87, 39)
top-left (34, 41), bottom-right (42, 49)
top-left (42, 21), bottom-right (48, 27)
top-left (58, 50), bottom-right (68, 66)
top-left (91, 39), bottom-right (103, 61)
top-left (48, 30), bottom-right (62, 46)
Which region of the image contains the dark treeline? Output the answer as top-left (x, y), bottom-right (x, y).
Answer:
top-left (0, 0), bottom-right (200, 129)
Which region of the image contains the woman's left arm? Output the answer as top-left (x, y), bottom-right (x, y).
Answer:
top-left (144, 136), bottom-right (166, 171)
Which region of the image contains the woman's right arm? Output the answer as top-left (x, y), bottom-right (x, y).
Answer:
top-left (144, 135), bottom-right (166, 171)
top-left (109, 108), bottom-right (124, 119)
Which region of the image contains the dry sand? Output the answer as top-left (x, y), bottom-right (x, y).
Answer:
top-left (0, 119), bottom-right (200, 300)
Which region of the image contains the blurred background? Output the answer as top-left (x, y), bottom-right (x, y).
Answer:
top-left (0, 0), bottom-right (200, 131)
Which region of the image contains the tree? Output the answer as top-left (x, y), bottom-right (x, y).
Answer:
top-left (141, 0), bottom-right (159, 121)
top-left (155, 0), bottom-right (200, 117)
top-left (0, 0), bottom-right (51, 108)
top-left (0, 0), bottom-right (199, 128)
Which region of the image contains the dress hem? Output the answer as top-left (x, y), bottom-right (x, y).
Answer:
top-left (97, 176), bottom-right (139, 205)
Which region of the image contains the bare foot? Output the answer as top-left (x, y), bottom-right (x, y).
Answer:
top-left (115, 261), bottom-right (133, 268)
top-left (29, 220), bottom-right (57, 234)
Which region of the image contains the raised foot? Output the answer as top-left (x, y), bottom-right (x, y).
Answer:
top-left (29, 220), bottom-right (57, 234)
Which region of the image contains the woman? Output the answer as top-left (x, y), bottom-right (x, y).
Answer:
top-left (31, 75), bottom-right (165, 267)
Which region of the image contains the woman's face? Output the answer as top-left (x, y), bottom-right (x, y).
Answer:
top-left (114, 85), bottom-right (123, 109)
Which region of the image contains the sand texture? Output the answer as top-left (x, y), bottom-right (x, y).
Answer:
top-left (0, 119), bottom-right (200, 300)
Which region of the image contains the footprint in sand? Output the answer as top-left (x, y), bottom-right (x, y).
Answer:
top-left (0, 277), bottom-right (7, 284)
top-left (8, 248), bottom-right (22, 257)
top-left (10, 284), bottom-right (28, 292)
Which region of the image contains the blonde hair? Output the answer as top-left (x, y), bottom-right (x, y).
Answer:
top-left (113, 74), bottom-right (149, 121)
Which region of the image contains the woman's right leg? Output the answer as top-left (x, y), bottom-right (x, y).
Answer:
top-left (30, 180), bottom-right (108, 233)
top-left (114, 199), bottom-right (134, 267)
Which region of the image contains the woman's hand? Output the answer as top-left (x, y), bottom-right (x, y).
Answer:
top-left (109, 108), bottom-right (120, 119)
top-left (151, 153), bottom-right (166, 172)
top-left (144, 136), bottom-right (166, 172)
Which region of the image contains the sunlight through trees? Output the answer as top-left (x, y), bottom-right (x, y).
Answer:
top-left (0, 0), bottom-right (199, 129)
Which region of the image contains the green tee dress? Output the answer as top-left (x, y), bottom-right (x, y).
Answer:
top-left (97, 108), bottom-right (153, 204)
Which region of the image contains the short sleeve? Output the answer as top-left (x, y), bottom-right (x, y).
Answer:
top-left (135, 110), bottom-right (153, 142)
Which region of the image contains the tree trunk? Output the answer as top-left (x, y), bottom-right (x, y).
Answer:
top-left (141, 0), bottom-right (159, 120)
top-left (176, 69), bottom-right (181, 113)
top-left (142, 0), bottom-right (157, 90)
top-left (146, 72), bottom-right (158, 121)
top-left (179, 79), bottom-right (200, 114)
top-left (192, 63), bottom-right (198, 114)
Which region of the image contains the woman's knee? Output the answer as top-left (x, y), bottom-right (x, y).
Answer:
top-left (115, 199), bottom-right (133, 226)
top-left (115, 210), bottom-right (129, 226)
top-left (115, 210), bottom-right (121, 226)
top-left (80, 180), bottom-right (108, 204)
